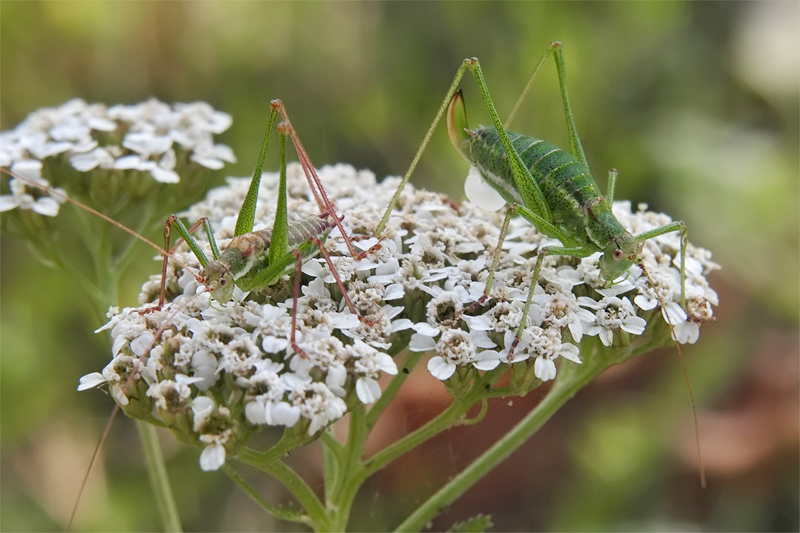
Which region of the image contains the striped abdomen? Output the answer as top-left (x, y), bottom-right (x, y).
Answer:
top-left (464, 126), bottom-right (626, 248)
top-left (213, 214), bottom-right (333, 282)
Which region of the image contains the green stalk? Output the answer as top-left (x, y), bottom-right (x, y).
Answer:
top-left (394, 337), bottom-right (668, 532)
top-left (237, 445), bottom-right (327, 523)
top-left (137, 421), bottom-right (183, 532)
top-left (362, 367), bottom-right (503, 480)
top-left (321, 404), bottom-right (369, 532)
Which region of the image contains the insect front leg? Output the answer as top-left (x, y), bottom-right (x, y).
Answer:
top-left (634, 220), bottom-right (688, 308)
top-left (156, 214), bottom-right (218, 309)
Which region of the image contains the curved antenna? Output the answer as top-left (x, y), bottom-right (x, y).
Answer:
top-left (639, 260), bottom-right (706, 488)
top-left (67, 291), bottom-right (205, 529)
top-left (1, 167), bottom-right (173, 261)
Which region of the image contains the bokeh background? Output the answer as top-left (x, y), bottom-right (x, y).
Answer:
top-left (1, 2), bottom-right (797, 531)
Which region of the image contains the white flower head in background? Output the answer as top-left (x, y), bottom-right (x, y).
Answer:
top-left (0, 98), bottom-right (235, 216)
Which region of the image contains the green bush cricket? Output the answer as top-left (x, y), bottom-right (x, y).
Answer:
top-left (376, 41), bottom-right (703, 486)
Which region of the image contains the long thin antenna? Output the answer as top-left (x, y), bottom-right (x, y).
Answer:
top-left (640, 260), bottom-right (706, 488)
top-left (67, 293), bottom-right (201, 529)
top-left (1, 168), bottom-right (170, 258)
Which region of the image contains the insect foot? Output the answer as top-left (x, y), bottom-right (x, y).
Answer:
top-left (79, 163), bottom-right (718, 473)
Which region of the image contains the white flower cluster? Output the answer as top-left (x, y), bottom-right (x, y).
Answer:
top-left (0, 98), bottom-right (235, 216)
top-left (79, 163), bottom-right (718, 470)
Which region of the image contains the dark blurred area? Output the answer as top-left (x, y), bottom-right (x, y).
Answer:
top-left (1, 2), bottom-right (797, 531)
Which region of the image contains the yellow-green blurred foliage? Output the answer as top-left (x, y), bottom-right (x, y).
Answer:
top-left (1, 2), bottom-right (797, 531)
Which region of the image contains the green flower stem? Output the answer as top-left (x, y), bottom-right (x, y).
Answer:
top-left (322, 403), bottom-right (369, 532)
top-left (320, 432), bottom-right (344, 503)
top-left (361, 367), bottom-right (503, 480)
top-left (393, 360), bottom-right (604, 532)
top-left (137, 421), bottom-right (183, 532)
top-left (367, 350), bottom-right (423, 427)
top-left (314, 367), bottom-right (505, 531)
top-left (393, 337), bottom-right (670, 532)
top-left (223, 464), bottom-right (311, 524)
top-left (237, 445), bottom-right (327, 523)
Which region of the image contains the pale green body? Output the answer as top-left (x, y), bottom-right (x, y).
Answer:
top-left (460, 125), bottom-right (641, 281)
top-left (200, 215), bottom-right (332, 302)
top-left (377, 42), bottom-right (688, 355)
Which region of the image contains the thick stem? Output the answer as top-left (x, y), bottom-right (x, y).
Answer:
top-left (321, 404), bottom-right (369, 532)
top-left (237, 442), bottom-right (327, 524)
top-left (137, 421), bottom-right (183, 532)
top-left (393, 335), bottom-right (670, 532)
top-left (393, 350), bottom-right (610, 532)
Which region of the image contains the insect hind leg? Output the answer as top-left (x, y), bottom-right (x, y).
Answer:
top-left (308, 235), bottom-right (379, 327)
top-left (271, 100), bottom-right (374, 263)
top-left (505, 41), bottom-right (589, 169)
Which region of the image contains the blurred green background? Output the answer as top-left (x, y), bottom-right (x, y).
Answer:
top-left (1, 2), bottom-right (797, 531)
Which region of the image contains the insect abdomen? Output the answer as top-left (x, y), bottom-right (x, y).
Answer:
top-left (466, 126), bottom-right (607, 242)
top-left (285, 214), bottom-right (333, 247)
top-left (217, 214), bottom-right (332, 281)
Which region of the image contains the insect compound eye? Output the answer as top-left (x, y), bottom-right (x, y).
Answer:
top-left (612, 248), bottom-right (624, 261)
top-left (219, 277), bottom-right (227, 287)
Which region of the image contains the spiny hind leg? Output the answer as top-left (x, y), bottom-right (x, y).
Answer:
top-left (289, 249), bottom-right (310, 359)
top-left (376, 59), bottom-right (475, 236)
top-left (288, 237), bottom-right (378, 360)
top-left (505, 41), bottom-right (588, 168)
top-left (377, 55), bottom-right (553, 234)
top-left (308, 235), bottom-right (378, 327)
top-left (236, 100), bottom-right (374, 262)
top-left (378, 50), bottom-right (562, 235)
top-left (271, 100), bottom-right (375, 262)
